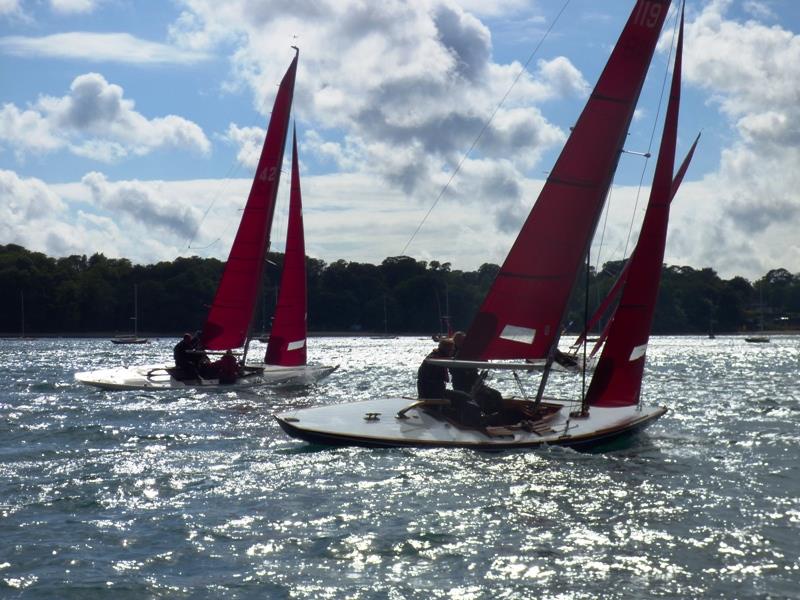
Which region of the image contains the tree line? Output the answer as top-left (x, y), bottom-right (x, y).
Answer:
top-left (1, 243), bottom-right (798, 336)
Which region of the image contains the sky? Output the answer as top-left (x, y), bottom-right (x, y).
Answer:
top-left (1, 0), bottom-right (798, 281)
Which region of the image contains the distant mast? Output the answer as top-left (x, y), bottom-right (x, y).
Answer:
top-left (20, 291), bottom-right (25, 339)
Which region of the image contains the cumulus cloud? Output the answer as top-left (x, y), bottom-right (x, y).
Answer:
top-left (682, 0), bottom-right (800, 275)
top-left (223, 123), bottom-right (266, 169)
top-left (0, 169), bottom-right (253, 265)
top-left (0, 32), bottom-right (210, 64)
top-left (0, 0), bottom-right (21, 16)
top-left (50, 0), bottom-right (99, 14)
top-left (0, 72), bottom-right (210, 162)
top-left (81, 171), bottom-right (203, 239)
top-left (171, 0), bottom-right (586, 233)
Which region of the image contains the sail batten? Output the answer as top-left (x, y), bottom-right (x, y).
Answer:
top-left (201, 52), bottom-right (298, 351)
top-left (460, 0), bottom-right (671, 362)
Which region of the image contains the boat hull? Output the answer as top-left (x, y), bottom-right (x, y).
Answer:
top-left (75, 363), bottom-right (337, 391)
top-left (275, 397), bottom-right (666, 450)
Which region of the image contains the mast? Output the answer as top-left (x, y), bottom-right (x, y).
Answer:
top-left (383, 296), bottom-right (388, 334)
top-left (133, 284), bottom-right (138, 338)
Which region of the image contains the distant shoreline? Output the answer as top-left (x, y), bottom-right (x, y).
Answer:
top-left (2, 330), bottom-right (798, 339)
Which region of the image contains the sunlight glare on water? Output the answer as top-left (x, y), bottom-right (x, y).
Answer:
top-left (0, 335), bottom-right (798, 598)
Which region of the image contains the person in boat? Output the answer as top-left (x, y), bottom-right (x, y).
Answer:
top-left (189, 330), bottom-right (212, 377)
top-left (214, 349), bottom-right (239, 385)
top-left (417, 338), bottom-right (482, 426)
top-left (173, 333), bottom-right (201, 380)
top-left (450, 331), bottom-right (504, 416)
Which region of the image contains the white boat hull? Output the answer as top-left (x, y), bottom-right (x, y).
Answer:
top-left (275, 397), bottom-right (666, 450)
top-left (75, 363), bottom-right (337, 391)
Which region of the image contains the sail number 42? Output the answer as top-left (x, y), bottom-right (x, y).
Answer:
top-left (633, 1), bottom-right (664, 28)
top-left (259, 167), bottom-right (278, 182)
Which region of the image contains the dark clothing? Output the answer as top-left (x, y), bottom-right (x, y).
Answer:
top-left (173, 339), bottom-right (194, 371)
top-left (474, 384), bottom-right (504, 414)
top-left (417, 350), bottom-right (449, 398)
top-left (217, 353), bottom-right (238, 385)
top-left (450, 366), bottom-right (479, 394)
top-left (449, 364), bottom-right (504, 415)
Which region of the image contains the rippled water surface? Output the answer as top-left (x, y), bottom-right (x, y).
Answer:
top-left (1, 335), bottom-right (799, 598)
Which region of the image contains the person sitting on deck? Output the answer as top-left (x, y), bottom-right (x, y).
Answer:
top-left (173, 333), bottom-right (201, 380)
top-left (416, 338), bottom-right (482, 426)
top-left (450, 331), bottom-right (504, 417)
top-left (215, 349), bottom-right (239, 385)
top-left (189, 331), bottom-right (212, 376)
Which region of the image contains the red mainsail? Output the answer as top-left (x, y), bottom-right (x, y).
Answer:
top-left (265, 128), bottom-right (307, 367)
top-left (202, 52), bottom-right (298, 350)
top-left (587, 10), bottom-right (688, 407)
top-left (459, 0), bottom-right (671, 361)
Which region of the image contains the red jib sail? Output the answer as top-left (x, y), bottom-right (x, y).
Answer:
top-left (265, 128), bottom-right (307, 367)
top-left (587, 9), bottom-right (689, 407)
top-left (459, 0), bottom-right (671, 361)
top-left (202, 51), bottom-right (298, 350)
top-left (574, 138), bottom-right (700, 356)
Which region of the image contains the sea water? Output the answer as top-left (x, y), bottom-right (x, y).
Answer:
top-left (1, 336), bottom-right (798, 598)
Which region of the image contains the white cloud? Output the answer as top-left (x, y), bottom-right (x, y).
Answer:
top-left (0, 32), bottom-right (210, 64)
top-left (0, 170), bottom-right (249, 264)
top-left (170, 0), bottom-right (586, 233)
top-left (0, 72), bottom-right (210, 162)
top-left (81, 171), bottom-right (205, 239)
top-left (742, 1), bottom-right (776, 20)
top-left (681, 0), bottom-right (800, 275)
top-left (0, 169), bottom-right (69, 255)
top-left (0, 0), bottom-right (21, 16)
top-left (223, 123), bottom-right (265, 169)
top-left (50, 0), bottom-right (99, 14)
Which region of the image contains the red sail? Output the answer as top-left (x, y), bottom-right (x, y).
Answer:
top-left (575, 139), bottom-right (699, 355)
top-left (587, 10), bottom-right (687, 407)
top-left (459, 0), bottom-right (671, 361)
top-left (572, 260), bottom-right (631, 351)
top-left (202, 52), bottom-right (298, 350)
top-left (265, 128), bottom-right (307, 366)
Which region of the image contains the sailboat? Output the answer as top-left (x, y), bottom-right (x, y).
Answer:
top-left (276, 0), bottom-right (694, 448)
top-left (370, 296), bottom-right (398, 339)
top-left (76, 49), bottom-right (336, 391)
top-left (111, 284), bottom-right (149, 344)
top-left (745, 286), bottom-right (770, 343)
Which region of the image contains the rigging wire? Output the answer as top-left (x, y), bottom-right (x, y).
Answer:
top-left (185, 69), bottom-right (290, 253)
top-left (585, 1), bottom-right (682, 327)
top-left (399, 0), bottom-right (573, 256)
top-left (621, 4), bottom-right (682, 260)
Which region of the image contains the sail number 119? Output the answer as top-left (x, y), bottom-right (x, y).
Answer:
top-left (633, 1), bottom-right (664, 28)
